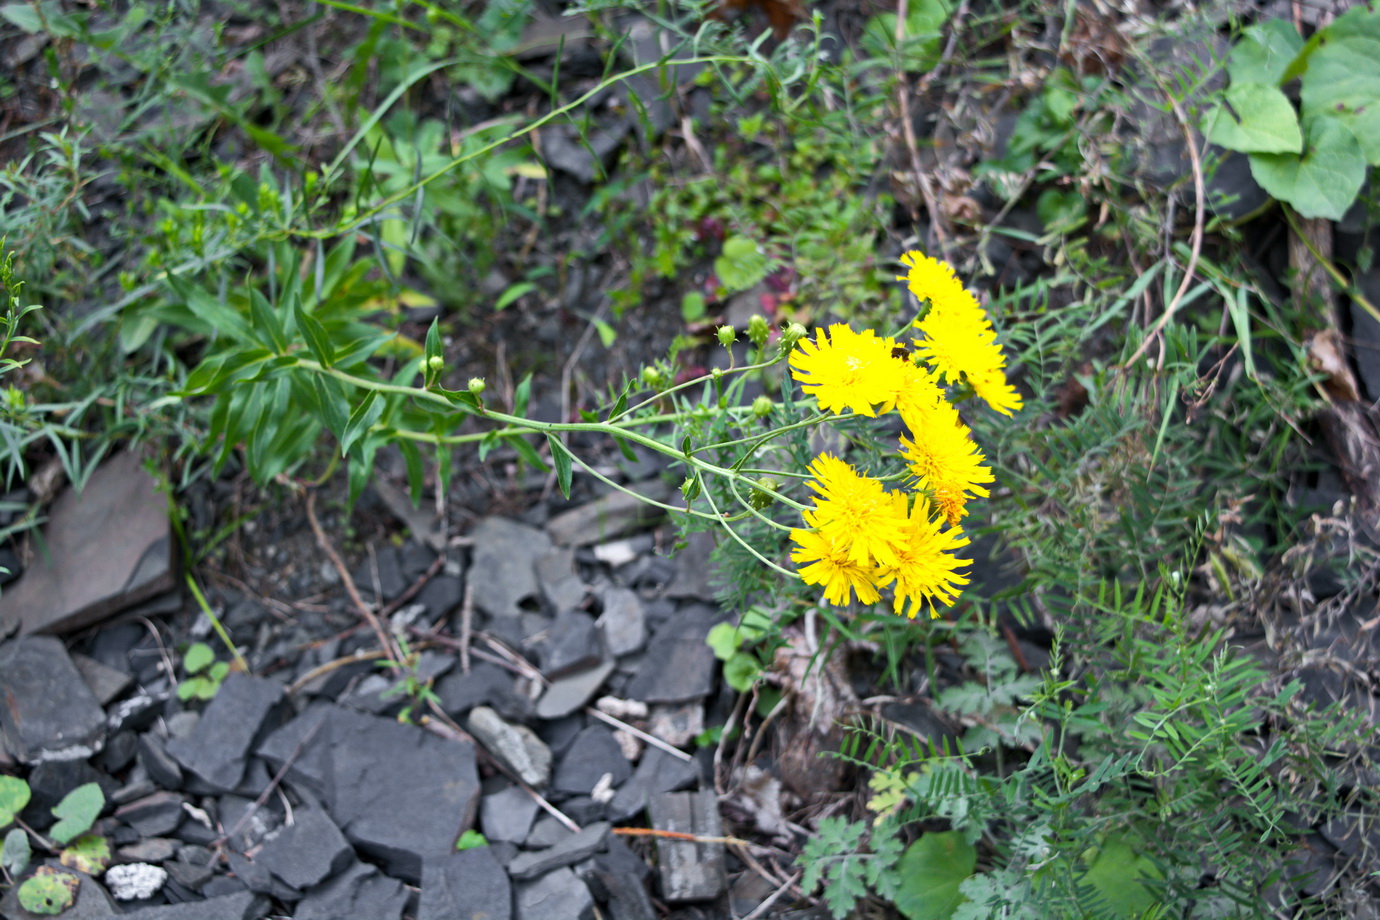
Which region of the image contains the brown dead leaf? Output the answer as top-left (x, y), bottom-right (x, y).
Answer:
top-left (1308, 329), bottom-right (1361, 403)
top-left (713, 0), bottom-right (805, 40)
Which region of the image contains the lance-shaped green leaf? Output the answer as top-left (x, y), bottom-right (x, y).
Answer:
top-left (547, 434), bottom-right (573, 499)
top-left (341, 390), bottom-right (385, 457)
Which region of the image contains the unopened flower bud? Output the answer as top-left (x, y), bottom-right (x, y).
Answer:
top-left (641, 366), bottom-right (663, 387)
top-left (712, 367), bottom-right (723, 380)
top-left (751, 395), bottom-right (773, 418)
top-left (716, 325), bottom-right (737, 348)
top-left (782, 322), bottom-right (807, 347)
top-left (467, 377), bottom-right (486, 394)
top-left (748, 476), bottom-right (779, 510)
top-left (681, 476), bottom-right (701, 503)
top-left (747, 315), bottom-right (770, 346)
top-left (426, 355), bottom-right (444, 373)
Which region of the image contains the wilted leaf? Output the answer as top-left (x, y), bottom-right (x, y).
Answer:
top-left (18, 867), bottom-right (79, 915)
top-left (59, 834), bottom-right (110, 875)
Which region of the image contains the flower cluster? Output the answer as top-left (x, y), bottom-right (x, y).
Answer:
top-left (899, 251), bottom-right (1022, 416)
top-left (785, 252), bottom-right (1019, 618)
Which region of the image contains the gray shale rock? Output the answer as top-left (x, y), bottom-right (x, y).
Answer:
top-left (294, 861), bottom-right (409, 920)
top-left (596, 588), bottom-right (646, 657)
top-left (554, 727), bottom-right (632, 795)
top-left (481, 785), bottom-right (541, 844)
top-left (256, 805), bottom-right (353, 890)
top-left (0, 635), bottom-right (107, 763)
top-left (166, 673), bottom-right (283, 792)
top-left (468, 706), bottom-right (553, 787)
top-left (420, 845), bottom-right (512, 920)
top-left (545, 479), bottom-right (673, 547)
top-left (624, 607), bottom-right (721, 704)
top-left (536, 659), bottom-right (615, 720)
top-left (257, 703), bottom-right (480, 881)
top-left (507, 822), bottom-right (611, 880)
top-left (470, 517), bottom-right (552, 619)
top-left (88, 890), bottom-right (264, 920)
top-left (515, 866), bottom-right (595, 920)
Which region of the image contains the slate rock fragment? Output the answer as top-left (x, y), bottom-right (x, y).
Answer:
top-left (257, 703), bottom-right (480, 881)
top-left (470, 517), bottom-right (552, 618)
top-left (537, 548), bottom-right (588, 613)
top-left (0, 635), bottom-right (108, 763)
top-left (648, 792), bottom-right (726, 902)
top-left (435, 661), bottom-right (528, 721)
top-left (481, 785), bottom-right (541, 844)
top-left (416, 573), bottom-right (464, 619)
top-left (256, 806), bottom-right (353, 890)
top-left (420, 845), bottom-right (512, 920)
top-left (71, 652), bottom-right (134, 706)
top-left (537, 659), bottom-right (616, 720)
top-left (116, 791), bottom-right (187, 838)
top-left (166, 673), bottom-right (283, 792)
top-left (624, 607), bottom-right (720, 704)
top-left (0, 451), bottom-right (177, 637)
top-left (86, 890), bottom-right (263, 920)
top-left (468, 705), bottom-right (553, 787)
top-left (554, 727), bottom-right (632, 795)
top-left (137, 733), bottom-right (183, 789)
top-left (515, 866), bottom-right (596, 920)
top-left (597, 587), bottom-right (646, 657)
top-left (545, 479), bottom-right (674, 547)
top-left (294, 860), bottom-right (409, 920)
top-left (541, 610), bottom-right (605, 677)
top-left (507, 822), bottom-right (611, 880)
top-left (609, 748), bottom-right (701, 822)
top-left (226, 851), bottom-right (301, 901)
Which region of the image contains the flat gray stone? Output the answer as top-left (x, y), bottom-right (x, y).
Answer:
top-left (70, 652), bottom-right (134, 706)
top-left (609, 748), bottom-right (701, 822)
top-left (536, 548), bottom-right (587, 613)
top-left (115, 791), bottom-right (187, 837)
top-left (545, 479), bottom-right (674, 547)
top-left (468, 706), bottom-right (552, 787)
top-left (0, 451), bottom-right (176, 636)
top-left (87, 890), bottom-right (262, 920)
top-left (596, 588), bottom-right (646, 657)
top-left (536, 659), bottom-right (615, 720)
top-left (166, 673), bottom-right (283, 792)
top-left (257, 704), bottom-right (481, 881)
top-left (258, 805), bottom-right (353, 890)
top-left (515, 866), bottom-right (595, 920)
top-left (420, 845), bottom-right (512, 920)
top-left (648, 792), bottom-right (725, 902)
top-left (508, 822), bottom-right (610, 880)
top-left (0, 636), bottom-right (107, 763)
top-left (470, 517), bottom-right (551, 618)
top-left (294, 861), bottom-right (408, 920)
top-left (624, 608), bottom-right (720, 704)
top-left (662, 531), bottom-right (718, 602)
top-left (541, 611), bottom-right (604, 678)
top-left (482, 785), bottom-right (541, 844)
top-left (554, 727), bottom-right (632, 795)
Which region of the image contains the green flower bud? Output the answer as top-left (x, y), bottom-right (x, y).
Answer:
top-left (427, 355), bottom-right (445, 373)
top-left (751, 395), bottom-right (774, 418)
top-left (747, 315), bottom-right (770, 346)
top-left (681, 476), bottom-right (702, 503)
top-left (748, 476), bottom-right (780, 511)
top-left (712, 367), bottom-right (723, 380)
top-left (783, 322), bottom-right (808, 347)
top-left (467, 377), bottom-right (486, 394)
top-left (716, 325), bottom-right (737, 348)
top-left (641, 366), bottom-right (663, 387)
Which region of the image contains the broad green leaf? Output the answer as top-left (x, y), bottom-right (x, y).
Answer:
top-left (1081, 835), bottom-right (1160, 917)
top-left (893, 832), bottom-right (976, 920)
top-left (2, 827), bottom-right (31, 876)
top-left (705, 622), bottom-right (742, 661)
top-left (1249, 116), bottom-right (1367, 219)
top-left (1321, 4), bottom-right (1380, 43)
top-left (18, 868), bottom-right (78, 915)
top-left (681, 291), bottom-right (707, 323)
top-left (59, 834), bottom-right (110, 875)
top-left (49, 784), bottom-right (103, 846)
top-left (1227, 19), bottom-right (1305, 86)
top-left (722, 653), bottom-right (759, 693)
top-left (183, 642), bottom-right (215, 674)
top-left (0, 775), bottom-right (31, 827)
top-left (860, 0), bottom-right (950, 73)
top-left (455, 829), bottom-right (488, 851)
top-left (714, 236), bottom-right (771, 292)
top-left (341, 390), bottom-right (384, 457)
top-left (1299, 35), bottom-right (1380, 163)
top-left (547, 434), bottom-right (573, 499)
top-left (1204, 83), bottom-right (1302, 154)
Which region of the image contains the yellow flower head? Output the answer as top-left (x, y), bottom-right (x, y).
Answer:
top-left (898, 399), bottom-right (993, 526)
top-left (876, 493), bottom-right (972, 619)
top-left (790, 526), bottom-right (883, 606)
top-left (803, 454), bottom-right (909, 568)
top-left (789, 324), bottom-right (905, 417)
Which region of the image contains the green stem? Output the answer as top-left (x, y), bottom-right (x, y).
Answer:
top-left (699, 482), bottom-right (798, 579)
top-left (185, 573), bottom-right (251, 673)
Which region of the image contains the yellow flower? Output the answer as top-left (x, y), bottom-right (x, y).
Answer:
top-left (803, 454), bottom-right (909, 568)
top-left (790, 525), bottom-right (883, 606)
top-left (898, 398), bottom-right (993, 526)
top-left (899, 250), bottom-right (1023, 416)
top-left (789, 324), bottom-right (905, 417)
top-left (876, 493), bottom-right (971, 619)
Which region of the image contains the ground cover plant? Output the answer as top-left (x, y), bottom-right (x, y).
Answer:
top-left (1, 0), bottom-right (1378, 918)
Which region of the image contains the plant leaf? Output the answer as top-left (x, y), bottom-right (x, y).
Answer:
top-left (183, 642), bottom-right (214, 674)
top-left (547, 434), bottom-right (573, 499)
top-left (59, 834), bottom-right (110, 875)
top-left (892, 831), bottom-right (976, 920)
top-left (1081, 834), bottom-right (1161, 918)
top-left (1249, 116), bottom-right (1366, 219)
top-left (1299, 34), bottom-right (1380, 164)
top-left (0, 775), bottom-right (31, 827)
top-left (2, 827), bottom-right (32, 876)
top-left (1227, 19), bottom-right (1304, 86)
top-left (49, 783), bottom-right (103, 845)
top-left (341, 390), bottom-right (384, 457)
top-left (18, 867), bottom-right (78, 915)
top-left (294, 301), bottom-right (335, 367)
top-left (1204, 83), bottom-right (1301, 154)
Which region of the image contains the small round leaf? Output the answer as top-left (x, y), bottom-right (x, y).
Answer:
top-left (0, 775), bottom-right (31, 827)
top-left (18, 867), bottom-right (79, 915)
top-left (49, 783), bottom-right (104, 846)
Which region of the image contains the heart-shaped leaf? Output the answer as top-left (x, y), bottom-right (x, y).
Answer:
top-left (893, 831), bottom-right (976, 920)
top-left (1249, 116), bottom-right (1367, 219)
top-left (59, 834), bottom-right (111, 875)
top-left (1227, 19), bottom-right (1304, 86)
top-left (18, 867), bottom-right (79, 915)
top-left (49, 783), bottom-right (104, 846)
top-left (1299, 35), bottom-right (1380, 164)
top-left (1205, 83), bottom-right (1302, 154)
top-left (0, 776), bottom-right (30, 827)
